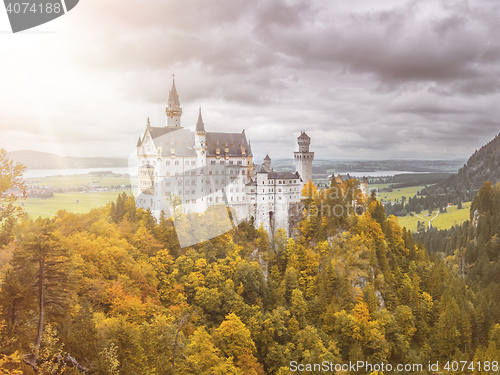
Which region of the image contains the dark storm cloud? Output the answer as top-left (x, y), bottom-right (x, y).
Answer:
top-left (260, 2), bottom-right (500, 87)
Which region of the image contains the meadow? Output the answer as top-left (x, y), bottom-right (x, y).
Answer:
top-left (16, 190), bottom-right (132, 219)
top-left (372, 184), bottom-right (425, 203)
top-left (370, 183), bottom-right (471, 231)
top-left (395, 201), bottom-right (472, 231)
top-left (16, 172), bottom-right (132, 219)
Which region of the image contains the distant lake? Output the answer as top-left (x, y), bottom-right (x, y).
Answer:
top-left (24, 167), bottom-right (132, 179)
top-left (341, 170), bottom-right (433, 177)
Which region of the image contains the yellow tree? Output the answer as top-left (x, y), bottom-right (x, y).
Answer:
top-left (0, 149), bottom-right (26, 244)
top-left (183, 326), bottom-right (236, 375)
top-left (215, 313), bottom-right (264, 374)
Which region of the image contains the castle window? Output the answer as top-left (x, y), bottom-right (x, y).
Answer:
top-left (185, 161), bottom-right (189, 165)
top-left (192, 180), bottom-right (195, 185)
top-left (192, 199), bottom-right (196, 203)
top-left (220, 161), bottom-right (224, 164)
top-left (175, 161), bottom-right (179, 165)
top-left (242, 170), bottom-right (246, 175)
top-left (237, 197), bottom-right (239, 201)
top-left (192, 190), bottom-right (195, 195)
top-left (191, 171), bottom-right (196, 176)
top-left (191, 161), bottom-right (196, 165)
top-left (211, 160), bottom-right (216, 165)
top-left (237, 161), bottom-right (242, 165)
top-left (166, 181), bottom-right (171, 186)
top-left (166, 171), bottom-right (170, 177)
top-left (231, 197), bottom-right (233, 201)
top-left (166, 161), bottom-right (170, 165)
top-left (230, 170), bottom-right (233, 175)
top-left (178, 181), bottom-right (182, 186)
top-left (229, 161), bottom-right (234, 165)
top-left (236, 188), bottom-right (239, 192)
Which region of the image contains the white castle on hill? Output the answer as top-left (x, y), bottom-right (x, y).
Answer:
top-left (135, 78), bottom-right (314, 235)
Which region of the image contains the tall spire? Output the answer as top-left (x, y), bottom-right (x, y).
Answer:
top-left (166, 75), bottom-right (182, 128)
top-left (168, 75), bottom-right (180, 107)
top-left (196, 106), bottom-right (206, 133)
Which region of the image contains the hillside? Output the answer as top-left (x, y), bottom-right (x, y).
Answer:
top-left (422, 133), bottom-right (500, 200)
top-left (7, 150), bottom-right (128, 169)
top-left (2, 188), bottom-right (498, 373)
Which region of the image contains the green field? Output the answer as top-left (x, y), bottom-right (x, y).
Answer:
top-left (371, 184), bottom-right (426, 204)
top-left (394, 201), bottom-right (472, 231)
top-left (15, 190), bottom-right (132, 219)
top-left (369, 183), bottom-right (471, 231)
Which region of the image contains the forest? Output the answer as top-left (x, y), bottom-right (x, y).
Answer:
top-left (1, 151), bottom-right (500, 374)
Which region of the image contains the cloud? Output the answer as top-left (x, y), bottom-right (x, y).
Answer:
top-left (1, 0), bottom-right (499, 161)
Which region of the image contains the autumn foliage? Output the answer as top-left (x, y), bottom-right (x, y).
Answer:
top-left (0, 172), bottom-right (500, 373)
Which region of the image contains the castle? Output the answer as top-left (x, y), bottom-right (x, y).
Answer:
top-left (135, 78), bottom-right (314, 235)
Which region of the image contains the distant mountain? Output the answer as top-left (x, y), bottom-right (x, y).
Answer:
top-left (269, 158), bottom-right (464, 176)
top-left (422, 133), bottom-right (500, 200)
top-left (7, 150), bottom-right (128, 170)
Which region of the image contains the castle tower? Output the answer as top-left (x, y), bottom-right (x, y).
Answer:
top-left (294, 131), bottom-right (314, 183)
top-left (263, 154), bottom-right (271, 171)
top-left (194, 107), bottom-right (206, 154)
top-left (360, 176), bottom-right (369, 199)
top-left (166, 76), bottom-right (182, 128)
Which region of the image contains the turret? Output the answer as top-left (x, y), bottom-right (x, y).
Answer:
top-left (194, 107), bottom-right (207, 154)
top-left (264, 154), bottom-right (271, 171)
top-left (297, 131), bottom-right (311, 152)
top-left (294, 131), bottom-right (314, 184)
top-left (195, 106), bottom-right (206, 133)
top-left (166, 76), bottom-right (182, 128)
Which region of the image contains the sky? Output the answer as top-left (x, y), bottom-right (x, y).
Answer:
top-left (1, 0), bottom-right (500, 160)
